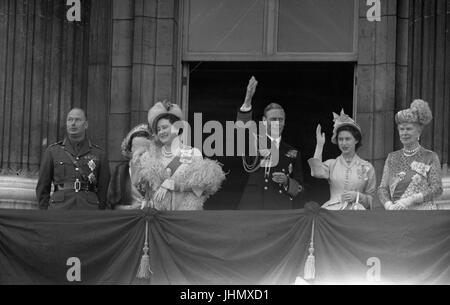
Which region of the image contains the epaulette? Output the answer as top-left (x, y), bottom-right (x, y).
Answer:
top-left (91, 143), bottom-right (105, 151)
top-left (49, 141), bottom-right (63, 147)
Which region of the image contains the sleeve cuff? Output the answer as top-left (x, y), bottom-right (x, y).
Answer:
top-left (239, 105), bottom-right (252, 113)
top-left (308, 158), bottom-right (326, 178)
top-left (287, 178), bottom-right (302, 197)
top-left (161, 179), bottom-right (175, 191)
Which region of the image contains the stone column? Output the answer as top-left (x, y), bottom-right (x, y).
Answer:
top-left (356, 0), bottom-right (398, 207)
top-left (109, 0), bottom-right (179, 166)
top-left (110, 0), bottom-right (134, 166)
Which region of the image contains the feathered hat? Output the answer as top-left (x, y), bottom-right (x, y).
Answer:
top-left (331, 109), bottom-right (362, 144)
top-left (120, 124), bottom-right (151, 159)
top-left (395, 99), bottom-right (433, 126)
top-left (148, 100), bottom-right (184, 133)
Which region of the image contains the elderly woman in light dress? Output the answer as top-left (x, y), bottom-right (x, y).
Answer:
top-left (378, 100), bottom-right (443, 210)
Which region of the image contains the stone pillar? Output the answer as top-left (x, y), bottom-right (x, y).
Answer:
top-left (356, 0), bottom-right (398, 207)
top-left (109, 0), bottom-right (179, 165)
top-left (110, 0), bottom-right (134, 165)
top-left (131, 0), bottom-right (179, 126)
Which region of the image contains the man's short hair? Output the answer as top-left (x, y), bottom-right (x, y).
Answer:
top-left (68, 108), bottom-right (88, 121)
top-left (263, 103), bottom-right (285, 117)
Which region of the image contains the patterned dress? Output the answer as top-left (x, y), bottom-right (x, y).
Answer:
top-left (378, 147), bottom-right (443, 210)
top-left (308, 155), bottom-right (376, 210)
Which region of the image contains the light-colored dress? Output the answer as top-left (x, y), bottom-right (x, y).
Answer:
top-left (132, 142), bottom-right (226, 211)
top-left (378, 147), bottom-right (443, 210)
top-left (308, 155), bottom-right (377, 210)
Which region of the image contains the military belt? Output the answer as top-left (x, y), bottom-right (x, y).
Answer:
top-left (55, 181), bottom-right (96, 193)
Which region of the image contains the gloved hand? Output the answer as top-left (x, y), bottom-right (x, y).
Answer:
top-left (161, 179), bottom-right (175, 191)
top-left (153, 187), bottom-right (168, 203)
top-left (384, 201), bottom-right (394, 210)
top-left (390, 202), bottom-right (407, 210)
top-left (341, 191), bottom-right (358, 204)
top-left (395, 193), bottom-right (424, 209)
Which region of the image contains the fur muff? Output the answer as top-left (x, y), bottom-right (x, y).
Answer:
top-left (133, 147), bottom-right (166, 196)
top-left (173, 158), bottom-right (226, 196)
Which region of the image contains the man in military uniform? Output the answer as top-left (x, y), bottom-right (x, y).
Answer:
top-left (236, 77), bottom-right (305, 210)
top-left (36, 108), bottom-right (110, 210)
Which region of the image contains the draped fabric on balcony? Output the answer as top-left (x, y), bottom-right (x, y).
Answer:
top-left (0, 205), bottom-right (449, 285)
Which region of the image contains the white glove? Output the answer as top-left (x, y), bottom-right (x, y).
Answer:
top-left (161, 179), bottom-right (175, 191)
top-left (384, 201), bottom-right (394, 210)
top-left (390, 202), bottom-right (407, 210)
top-left (395, 193), bottom-right (424, 209)
top-left (153, 187), bottom-right (169, 203)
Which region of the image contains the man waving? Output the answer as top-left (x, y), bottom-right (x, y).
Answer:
top-left (236, 77), bottom-right (305, 210)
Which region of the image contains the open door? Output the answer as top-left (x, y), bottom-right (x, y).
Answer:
top-left (186, 62), bottom-right (355, 210)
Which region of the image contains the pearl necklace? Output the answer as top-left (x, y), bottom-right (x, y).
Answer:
top-left (162, 146), bottom-right (173, 158)
top-left (403, 145), bottom-right (421, 157)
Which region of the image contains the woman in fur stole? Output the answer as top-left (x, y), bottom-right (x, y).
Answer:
top-left (131, 101), bottom-right (226, 211)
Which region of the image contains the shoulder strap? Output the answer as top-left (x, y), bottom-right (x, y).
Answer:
top-left (49, 141), bottom-right (63, 148)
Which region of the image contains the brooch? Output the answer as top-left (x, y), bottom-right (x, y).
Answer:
top-left (285, 150), bottom-right (298, 159)
top-left (397, 171), bottom-right (406, 181)
top-left (88, 159), bottom-right (96, 172)
top-left (88, 173), bottom-right (97, 184)
top-left (356, 164), bottom-right (370, 181)
top-left (411, 161), bottom-right (430, 177)
top-left (180, 147), bottom-right (193, 164)
top-left (412, 173), bottom-right (422, 184)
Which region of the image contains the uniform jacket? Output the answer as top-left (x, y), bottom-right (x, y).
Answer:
top-left (236, 109), bottom-right (305, 210)
top-left (36, 138), bottom-right (110, 210)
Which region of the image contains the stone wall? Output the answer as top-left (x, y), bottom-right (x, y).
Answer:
top-left (0, 176), bottom-right (38, 209)
top-left (109, 0), bottom-right (180, 168)
top-left (356, 0), bottom-right (398, 189)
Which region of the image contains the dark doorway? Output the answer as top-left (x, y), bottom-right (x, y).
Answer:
top-left (188, 62), bottom-right (354, 210)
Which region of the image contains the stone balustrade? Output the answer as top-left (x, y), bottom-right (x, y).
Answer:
top-left (0, 176), bottom-right (39, 210)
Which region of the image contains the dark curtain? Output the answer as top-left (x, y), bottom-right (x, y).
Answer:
top-left (0, 207), bottom-right (449, 285)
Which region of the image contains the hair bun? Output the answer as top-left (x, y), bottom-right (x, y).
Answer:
top-left (410, 99), bottom-right (433, 126)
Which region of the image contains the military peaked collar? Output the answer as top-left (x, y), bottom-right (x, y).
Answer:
top-left (62, 137), bottom-right (93, 147)
top-left (62, 137), bottom-right (93, 157)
